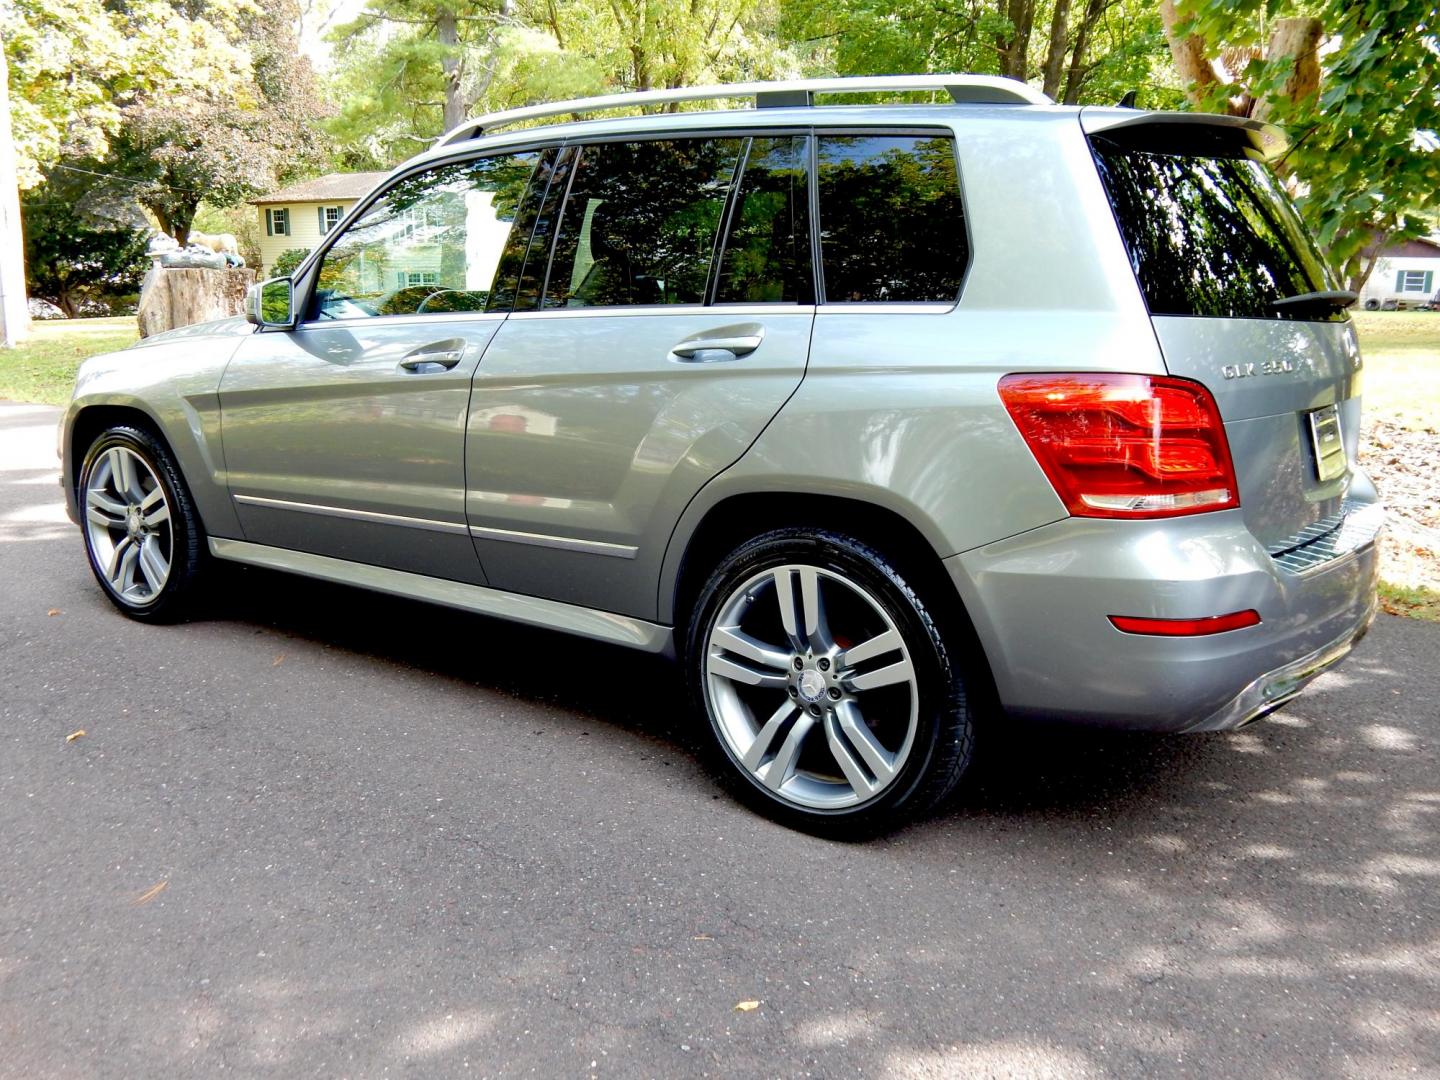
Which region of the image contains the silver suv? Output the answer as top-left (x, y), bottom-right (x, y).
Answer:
top-left (61, 75), bottom-right (1382, 835)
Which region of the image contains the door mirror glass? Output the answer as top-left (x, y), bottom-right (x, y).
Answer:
top-left (246, 278), bottom-right (294, 327)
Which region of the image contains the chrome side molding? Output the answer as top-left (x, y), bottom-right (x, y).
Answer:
top-left (208, 538), bottom-right (673, 654)
top-left (233, 494), bottom-right (471, 536)
top-left (467, 523), bottom-right (638, 559)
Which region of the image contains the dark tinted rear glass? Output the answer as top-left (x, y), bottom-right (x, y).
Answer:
top-left (816, 134), bottom-right (965, 303)
top-left (1091, 132), bottom-right (1340, 321)
top-left (543, 137), bottom-right (743, 308)
top-left (714, 136), bottom-right (813, 304)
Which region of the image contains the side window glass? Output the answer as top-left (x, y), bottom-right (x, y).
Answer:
top-left (312, 151), bottom-right (541, 320)
top-left (543, 138), bottom-right (744, 309)
top-left (714, 136), bottom-right (814, 304)
top-left (816, 134), bottom-right (965, 303)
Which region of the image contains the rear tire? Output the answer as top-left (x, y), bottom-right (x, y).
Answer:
top-left (78, 425), bottom-right (208, 623)
top-left (686, 528), bottom-right (974, 838)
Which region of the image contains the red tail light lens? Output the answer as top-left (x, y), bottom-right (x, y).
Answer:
top-left (997, 373), bottom-right (1239, 519)
top-left (1109, 610), bottom-right (1261, 636)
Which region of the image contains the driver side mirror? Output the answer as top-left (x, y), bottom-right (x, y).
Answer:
top-left (245, 277), bottom-right (295, 328)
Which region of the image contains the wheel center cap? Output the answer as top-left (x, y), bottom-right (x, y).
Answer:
top-left (797, 669), bottom-right (826, 703)
top-left (126, 506), bottom-right (142, 536)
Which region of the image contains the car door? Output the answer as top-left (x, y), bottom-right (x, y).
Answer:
top-left (464, 132), bottom-right (816, 618)
top-left (219, 148), bottom-right (549, 584)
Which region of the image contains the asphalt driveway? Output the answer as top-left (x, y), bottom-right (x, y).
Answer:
top-left (2, 401), bottom-right (1437, 1079)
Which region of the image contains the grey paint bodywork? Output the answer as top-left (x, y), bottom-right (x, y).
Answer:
top-left (60, 99), bottom-right (1380, 733)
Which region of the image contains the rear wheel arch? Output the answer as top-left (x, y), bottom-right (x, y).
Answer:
top-left (670, 491), bottom-right (992, 672)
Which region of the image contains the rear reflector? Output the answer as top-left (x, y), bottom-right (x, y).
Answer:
top-left (1109, 610), bottom-right (1262, 636)
top-left (998, 373), bottom-right (1240, 519)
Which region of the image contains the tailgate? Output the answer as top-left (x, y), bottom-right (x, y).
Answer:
top-left (1085, 110), bottom-right (1369, 551)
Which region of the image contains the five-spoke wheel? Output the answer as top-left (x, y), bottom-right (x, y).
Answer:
top-left (83, 445), bottom-right (173, 603)
top-left (690, 529), bottom-right (974, 835)
top-left (705, 564), bottom-right (919, 809)
top-left (78, 426), bottom-right (206, 621)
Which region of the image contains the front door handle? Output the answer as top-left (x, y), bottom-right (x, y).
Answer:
top-left (670, 324), bottom-right (764, 362)
top-left (400, 340), bottom-right (466, 373)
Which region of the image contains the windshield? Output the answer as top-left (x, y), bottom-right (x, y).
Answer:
top-left (1091, 131), bottom-right (1342, 321)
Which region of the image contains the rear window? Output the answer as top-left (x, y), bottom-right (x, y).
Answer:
top-left (816, 134), bottom-right (966, 303)
top-left (1091, 130), bottom-right (1341, 321)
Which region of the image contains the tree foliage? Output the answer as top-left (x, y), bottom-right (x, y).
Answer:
top-left (1164, 0), bottom-right (1440, 288)
top-left (5, 0), bottom-right (331, 244)
top-left (22, 173), bottom-right (150, 317)
top-left (778, 0), bottom-right (1178, 106)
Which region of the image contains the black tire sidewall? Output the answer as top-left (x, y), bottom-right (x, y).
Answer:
top-left (686, 528), bottom-right (970, 837)
top-left (78, 425), bottom-right (206, 623)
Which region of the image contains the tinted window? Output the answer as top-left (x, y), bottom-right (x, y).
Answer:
top-left (1091, 135), bottom-right (1338, 320)
top-left (313, 151), bottom-right (540, 320)
top-left (816, 135), bottom-right (965, 303)
top-left (544, 138), bottom-right (743, 308)
top-left (714, 136), bottom-right (814, 304)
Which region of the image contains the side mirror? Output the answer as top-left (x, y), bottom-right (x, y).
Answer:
top-left (245, 277), bottom-right (295, 328)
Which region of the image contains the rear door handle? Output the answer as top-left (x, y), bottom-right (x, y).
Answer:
top-left (670, 324), bottom-right (764, 362)
top-left (400, 340), bottom-right (466, 373)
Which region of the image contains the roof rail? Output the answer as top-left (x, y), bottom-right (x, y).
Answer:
top-left (438, 74), bottom-right (1052, 145)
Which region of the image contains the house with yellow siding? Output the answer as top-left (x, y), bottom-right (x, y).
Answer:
top-left (250, 173), bottom-right (388, 277)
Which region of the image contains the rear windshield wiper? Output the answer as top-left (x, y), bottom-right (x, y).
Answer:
top-left (1271, 289), bottom-right (1357, 313)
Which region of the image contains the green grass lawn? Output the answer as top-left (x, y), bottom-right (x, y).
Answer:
top-left (1351, 310), bottom-right (1440, 430)
top-left (0, 317), bottom-right (139, 406)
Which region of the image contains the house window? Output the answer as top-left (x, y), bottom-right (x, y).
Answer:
top-left (265, 207), bottom-right (290, 237)
top-left (396, 271), bottom-right (440, 288)
top-left (1397, 269), bottom-right (1433, 293)
top-left (319, 205), bottom-right (343, 235)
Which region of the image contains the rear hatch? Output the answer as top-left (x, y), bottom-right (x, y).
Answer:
top-left (1083, 112), bottom-right (1366, 555)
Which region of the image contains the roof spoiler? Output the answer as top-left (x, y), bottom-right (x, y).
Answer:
top-left (1080, 108), bottom-right (1288, 162)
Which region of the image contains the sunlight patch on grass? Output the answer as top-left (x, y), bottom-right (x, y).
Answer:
top-left (0, 317), bottom-right (138, 406)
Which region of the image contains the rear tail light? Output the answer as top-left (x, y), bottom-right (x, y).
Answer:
top-left (998, 373), bottom-right (1239, 519)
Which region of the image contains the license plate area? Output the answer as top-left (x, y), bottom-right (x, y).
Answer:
top-left (1308, 404), bottom-right (1347, 482)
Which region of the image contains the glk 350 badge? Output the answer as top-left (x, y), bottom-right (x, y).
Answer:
top-left (1222, 359), bottom-right (1296, 379)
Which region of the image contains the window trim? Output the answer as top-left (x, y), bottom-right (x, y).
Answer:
top-left (291, 141), bottom-right (559, 328)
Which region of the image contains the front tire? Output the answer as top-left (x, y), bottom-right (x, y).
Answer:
top-left (686, 528), bottom-right (974, 837)
top-left (78, 425), bottom-right (208, 623)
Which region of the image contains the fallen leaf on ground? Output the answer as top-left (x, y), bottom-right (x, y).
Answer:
top-left (692, 934), bottom-right (713, 941)
top-left (132, 881), bottom-right (168, 906)
top-left (734, 1000), bottom-right (760, 1012)
top-left (65, 730), bottom-right (85, 742)
top-left (272, 654), bottom-right (285, 666)
top-left (47, 608), bottom-right (62, 617)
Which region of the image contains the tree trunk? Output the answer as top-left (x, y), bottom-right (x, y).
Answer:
top-left (437, 9), bottom-right (465, 132)
top-left (995, 0), bottom-right (1037, 81)
top-left (1041, 0), bottom-right (1074, 99)
top-left (1159, 0), bottom-right (1229, 109)
top-left (137, 266), bottom-right (255, 338)
top-left (1252, 16), bottom-right (1323, 123)
top-left (1061, 0), bottom-right (1108, 104)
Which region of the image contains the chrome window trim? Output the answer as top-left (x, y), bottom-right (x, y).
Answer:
top-left (506, 304), bottom-right (818, 321)
top-left (293, 310), bottom-right (509, 333)
top-left (233, 494), bottom-right (471, 536)
top-left (468, 523), bottom-right (639, 559)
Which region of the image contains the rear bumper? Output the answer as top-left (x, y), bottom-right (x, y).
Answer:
top-left (946, 500), bottom-right (1382, 733)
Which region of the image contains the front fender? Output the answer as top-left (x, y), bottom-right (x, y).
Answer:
top-left (63, 332), bottom-right (251, 538)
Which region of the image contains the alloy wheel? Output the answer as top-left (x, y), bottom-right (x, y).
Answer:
top-left (703, 564), bottom-right (920, 810)
top-left (83, 446), bottom-right (173, 605)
